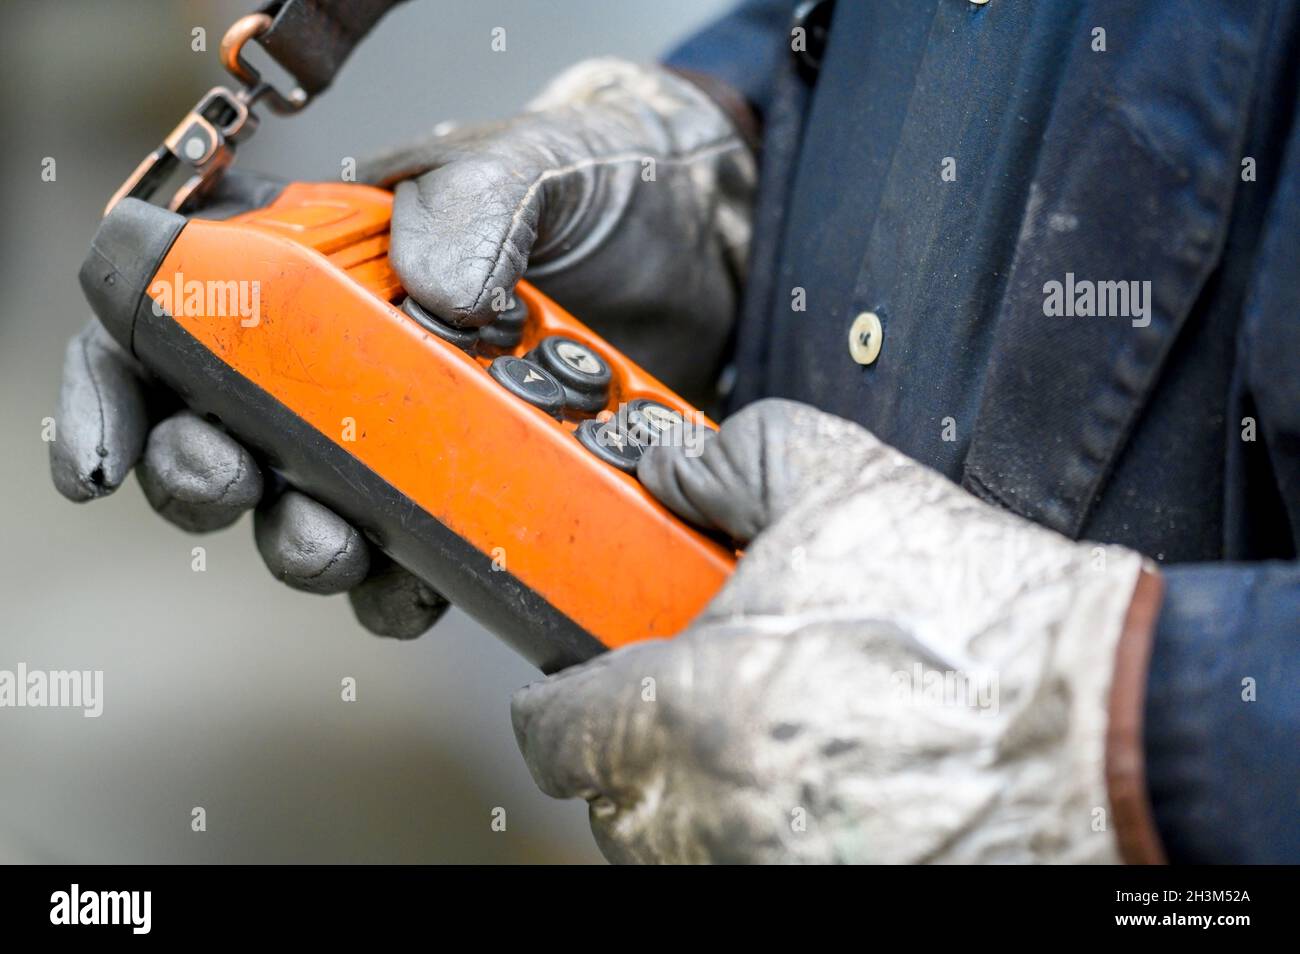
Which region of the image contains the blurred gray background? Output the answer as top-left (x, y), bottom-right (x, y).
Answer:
top-left (0, 0), bottom-right (729, 863)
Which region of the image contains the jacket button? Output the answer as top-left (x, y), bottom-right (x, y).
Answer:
top-left (848, 311), bottom-right (883, 365)
top-left (791, 0), bottom-right (835, 77)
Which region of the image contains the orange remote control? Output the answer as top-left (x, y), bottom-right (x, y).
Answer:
top-left (80, 181), bottom-right (736, 671)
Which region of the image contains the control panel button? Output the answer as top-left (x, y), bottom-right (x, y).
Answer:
top-left (575, 419), bottom-right (643, 473)
top-left (488, 356), bottom-right (565, 417)
top-left (478, 323), bottom-right (521, 353)
top-left (478, 295), bottom-right (529, 353)
top-left (625, 398), bottom-right (684, 446)
top-left (532, 336), bottom-right (611, 413)
top-left (401, 297), bottom-right (478, 352)
top-left (495, 295), bottom-right (530, 332)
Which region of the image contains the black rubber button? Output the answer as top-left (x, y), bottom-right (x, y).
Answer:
top-left (488, 356), bottom-right (565, 417)
top-left (479, 295), bottom-right (529, 353)
top-left (493, 295), bottom-right (530, 333)
top-left (535, 336), bottom-right (611, 389)
top-left (625, 399), bottom-right (685, 446)
top-left (575, 419), bottom-right (643, 473)
top-left (401, 297), bottom-right (478, 352)
top-left (477, 321), bottom-right (522, 353)
top-left (532, 336), bottom-right (611, 413)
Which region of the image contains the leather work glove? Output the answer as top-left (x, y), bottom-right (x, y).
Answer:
top-left (362, 57), bottom-right (756, 403)
top-left (50, 59), bottom-right (756, 639)
top-left (511, 400), bottom-right (1164, 864)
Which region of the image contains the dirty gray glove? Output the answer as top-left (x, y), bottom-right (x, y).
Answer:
top-left (361, 57), bottom-right (756, 403)
top-left (49, 320), bottom-right (446, 638)
top-left (50, 59), bottom-right (755, 639)
top-left (511, 400), bottom-right (1154, 864)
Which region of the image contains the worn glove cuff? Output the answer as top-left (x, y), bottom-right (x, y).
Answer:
top-left (1105, 567), bottom-right (1168, 864)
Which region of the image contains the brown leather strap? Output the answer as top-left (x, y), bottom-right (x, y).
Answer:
top-left (1106, 567), bottom-right (1167, 864)
top-left (667, 67), bottom-right (762, 154)
top-left (256, 0), bottom-right (409, 95)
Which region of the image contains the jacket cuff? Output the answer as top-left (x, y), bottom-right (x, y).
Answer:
top-left (665, 68), bottom-right (762, 152)
top-left (1105, 567), bottom-right (1167, 864)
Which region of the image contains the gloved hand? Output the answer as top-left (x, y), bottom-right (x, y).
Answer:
top-left (49, 320), bottom-right (446, 637)
top-left (511, 400), bottom-right (1161, 864)
top-left (362, 57), bottom-right (756, 403)
top-left (51, 59), bottom-right (756, 639)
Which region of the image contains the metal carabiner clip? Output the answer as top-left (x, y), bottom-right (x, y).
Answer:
top-left (219, 12), bottom-right (310, 116)
top-left (104, 13), bottom-right (310, 216)
top-left (103, 86), bottom-right (257, 216)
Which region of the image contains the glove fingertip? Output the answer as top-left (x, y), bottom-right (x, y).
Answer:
top-left (137, 412), bottom-right (263, 533)
top-left (347, 561), bottom-right (449, 639)
top-left (636, 441), bottom-right (716, 531)
top-left (50, 321), bottom-right (149, 502)
top-left (389, 174), bottom-right (529, 329)
top-left (50, 443), bottom-right (118, 502)
top-left (508, 680), bottom-right (548, 745)
top-left (508, 669), bottom-right (614, 802)
top-left (254, 491), bottom-right (370, 594)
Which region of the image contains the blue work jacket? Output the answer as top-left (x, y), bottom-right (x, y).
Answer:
top-left (668, 0), bottom-right (1300, 862)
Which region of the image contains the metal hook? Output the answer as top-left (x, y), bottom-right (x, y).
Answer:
top-left (220, 12), bottom-right (310, 115)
